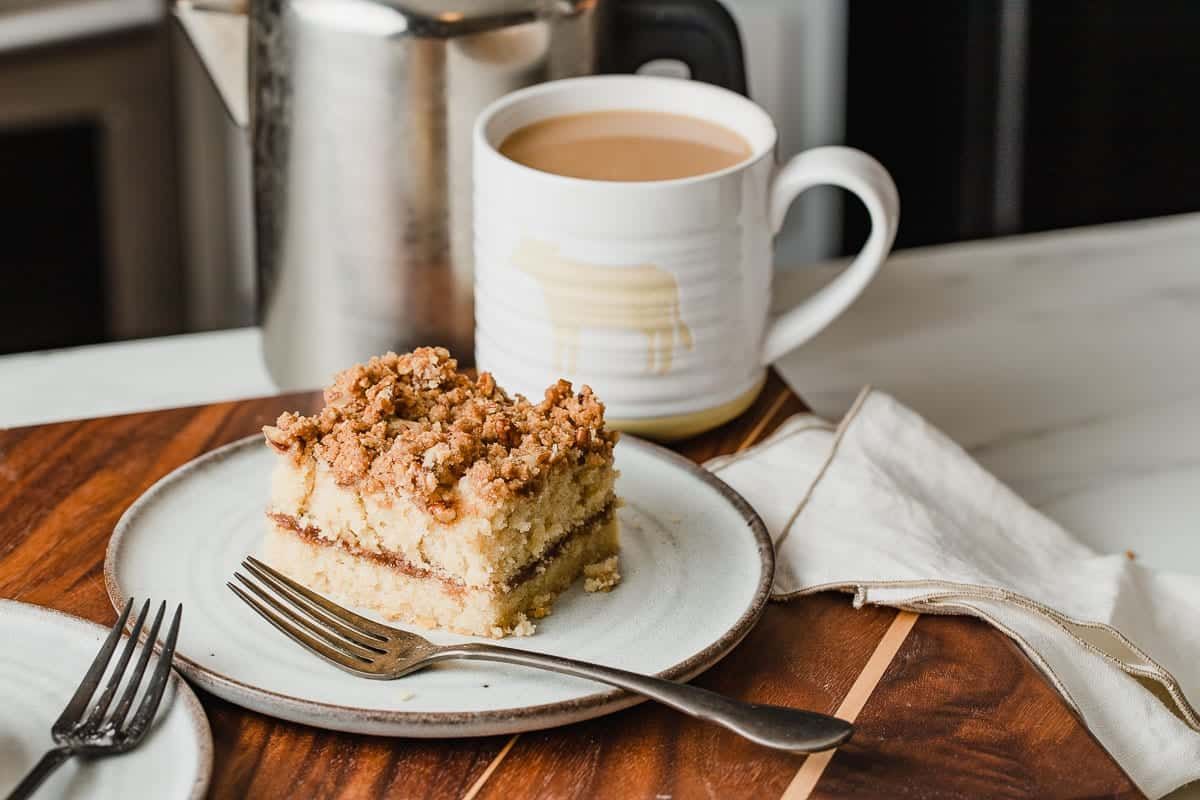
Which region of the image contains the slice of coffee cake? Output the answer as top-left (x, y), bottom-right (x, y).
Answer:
top-left (261, 348), bottom-right (620, 637)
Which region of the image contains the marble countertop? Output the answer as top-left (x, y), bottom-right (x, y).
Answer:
top-left (0, 0), bottom-right (162, 53)
top-left (3, 213), bottom-right (1197, 575)
top-left (0, 328), bottom-right (275, 427)
top-left (773, 212), bottom-right (1200, 574)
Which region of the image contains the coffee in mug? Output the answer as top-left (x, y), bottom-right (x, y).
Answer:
top-left (497, 110), bottom-right (752, 182)
top-left (474, 76), bottom-right (899, 440)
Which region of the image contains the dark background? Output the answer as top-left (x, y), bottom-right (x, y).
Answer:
top-left (842, 0), bottom-right (1200, 250)
top-left (3, 1), bottom-right (1200, 354)
top-left (1, 121), bottom-right (107, 353)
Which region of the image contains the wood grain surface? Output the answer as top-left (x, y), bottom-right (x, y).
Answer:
top-left (0, 373), bottom-right (1142, 799)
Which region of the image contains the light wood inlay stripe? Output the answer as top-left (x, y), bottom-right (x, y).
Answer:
top-left (736, 387), bottom-right (793, 453)
top-left (781, 611), bottom-right (921, 800)
top-left (462, 734), bottom-right (519, 800)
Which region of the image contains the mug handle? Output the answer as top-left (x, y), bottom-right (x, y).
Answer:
top-left (761, 147), bottom-right (900, 365)
top-left (604, 0), bottom-right (748, 94)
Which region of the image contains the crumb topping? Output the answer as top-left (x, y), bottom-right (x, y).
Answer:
top-left (584, 556), bottom-right (621, 592)
top-left (263, 348), bottom-right (616, 519)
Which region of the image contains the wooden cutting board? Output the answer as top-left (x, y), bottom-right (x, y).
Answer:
top-left (0, 372), bottom-right (1141, 799)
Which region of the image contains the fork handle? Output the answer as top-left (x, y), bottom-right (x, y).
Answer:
top-left (4, 747), bottom-right (74, 800)
top-left (433, 643), bottom-right (853, 753)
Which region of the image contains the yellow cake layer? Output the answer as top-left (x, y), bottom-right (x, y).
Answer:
top-left (268, 452), bottom-right (616, 589)
top-left (262, 508), bottom-right (620, 638)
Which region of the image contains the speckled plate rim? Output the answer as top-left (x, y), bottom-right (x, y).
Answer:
top-left (104, 434), bottom-right (775, 737)
top-left (0, 599), bottom-right (213, 798)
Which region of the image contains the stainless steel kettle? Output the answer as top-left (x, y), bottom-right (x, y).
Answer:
top-left (176, 0), bottom-right (745, 389)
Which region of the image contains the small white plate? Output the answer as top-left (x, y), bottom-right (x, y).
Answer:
top-left (0, 601), bottom-right (211, 799)
top-left (105, 435), bottom-right (773, 737)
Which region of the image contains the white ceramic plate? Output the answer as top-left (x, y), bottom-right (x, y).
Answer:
top-left (104, 435), bottom-right (772, 737)
top-left (0, 601), bottom-right (211, 799)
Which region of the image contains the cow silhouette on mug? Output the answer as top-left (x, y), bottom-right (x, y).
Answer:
top-left (511, 239), bottom-right (694, 374)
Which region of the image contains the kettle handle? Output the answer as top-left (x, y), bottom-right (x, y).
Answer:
top-left (603, 0), bottom-right (748, 95)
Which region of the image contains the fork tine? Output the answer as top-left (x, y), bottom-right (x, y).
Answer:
top-left (81, 599), bottom-right (152, 732)
top-left (241, 558), bottom-right (388, 649)
top-left (227, 582), bottom-right (378, 674)
top-left (123, 605), bottom-right (182, 743)
top-left (231, 573), bottom-right (383, 660)
top-left (52, 598), bottom-right (135, 733)
top-left (107, 601), bottom-right (166, 731)
top-left (243, 556), bottom-right (392, 640)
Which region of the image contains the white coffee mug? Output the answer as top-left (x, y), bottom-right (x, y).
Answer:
top-left (474, 75), bottom-right (899, 439)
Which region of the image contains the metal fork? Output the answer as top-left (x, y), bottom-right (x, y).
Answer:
top-left (4, 599), bottom-right (182, 800)
top-left (230, 557), bottom-right (853, 753)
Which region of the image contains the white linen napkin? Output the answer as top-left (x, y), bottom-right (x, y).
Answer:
top-left (706, 388), bottom-right (1200, 798)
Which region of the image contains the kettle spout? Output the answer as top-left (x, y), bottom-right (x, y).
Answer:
top-left (174, 0), bottom-right (250, 128)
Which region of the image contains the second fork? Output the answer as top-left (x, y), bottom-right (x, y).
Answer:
top-left (3, 599), bottom-right (182, 800)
